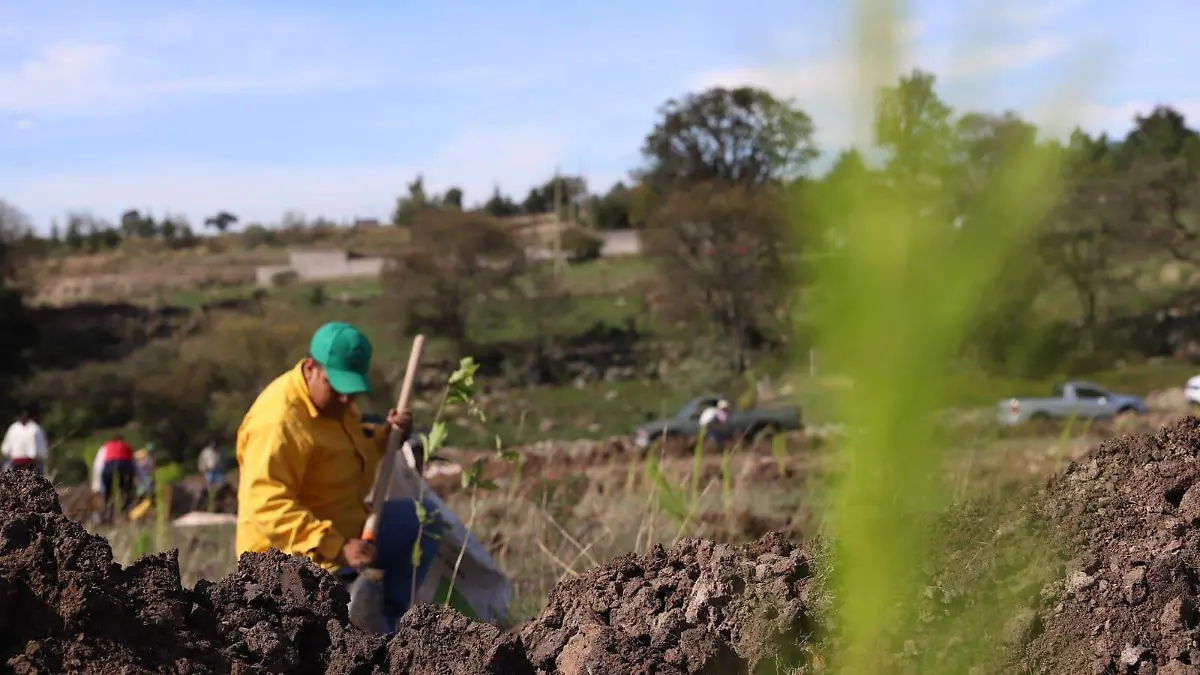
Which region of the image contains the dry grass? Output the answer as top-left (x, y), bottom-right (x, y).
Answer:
top-left (86, 421), bottom-right (1126, 626)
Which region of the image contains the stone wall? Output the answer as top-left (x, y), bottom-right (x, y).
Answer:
top-left (255, 249), bottom-right (388, 286)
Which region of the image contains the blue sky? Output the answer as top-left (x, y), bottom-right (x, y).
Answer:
top-left (0, 0), bottom-right (1195, 231)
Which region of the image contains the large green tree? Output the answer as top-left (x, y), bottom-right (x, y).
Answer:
top-left (874, 69), bottom-right (958, 215)
top-left (1114, 106), bottom-right (1200, 260)
top-left (640, 86), bottom-right (818, 194)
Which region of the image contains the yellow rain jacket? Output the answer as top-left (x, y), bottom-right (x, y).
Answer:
top-left (235, 361), bottom-right (390, 572)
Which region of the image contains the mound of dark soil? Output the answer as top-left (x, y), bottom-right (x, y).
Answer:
top-left (521, 532), bottom-right (817, 674)
top-left (1027, 416), bottom-right (1200, 674)
top-left (0, 471), bottom-right (531, 674)
top-left (2, 471), bottom-right (816, 674)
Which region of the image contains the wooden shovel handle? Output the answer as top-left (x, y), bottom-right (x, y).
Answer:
top-left (361, 335), bottom-right (425, 542)
top-left (395, 334), bottom-right (425, 414)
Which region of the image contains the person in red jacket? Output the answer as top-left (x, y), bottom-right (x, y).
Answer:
top-left (96, 435), bottom-right (137, 521)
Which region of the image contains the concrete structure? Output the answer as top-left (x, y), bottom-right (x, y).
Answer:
top-left (600, 230), bottom-right (641, 256)
top-left (255, 249), bottom-right (388, 286)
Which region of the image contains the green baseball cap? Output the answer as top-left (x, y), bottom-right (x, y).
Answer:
top-left (309, 322), bottom-right (373, 395)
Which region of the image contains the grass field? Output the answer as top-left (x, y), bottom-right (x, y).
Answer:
top-left (86, 408), bottom-right (1112, 626)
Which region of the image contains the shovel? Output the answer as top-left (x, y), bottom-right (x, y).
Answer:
top-left (347, 334), bottom-right (425, 634)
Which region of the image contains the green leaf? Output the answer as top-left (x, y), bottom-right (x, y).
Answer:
top-left (423, 421), bottom-right (448, 458)
top-left (476, 479), bottom-right (499, 491)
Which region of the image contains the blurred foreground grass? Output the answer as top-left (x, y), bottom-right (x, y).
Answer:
top-left (808, 0), bottom-right (1089, 671)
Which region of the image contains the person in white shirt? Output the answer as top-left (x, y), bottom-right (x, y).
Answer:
top-left (698, 399), bottom-right (731, 445)
top-left (698, 399), bottom-right (730, 427)
top-left (1, 408), bottom-right (49, 475)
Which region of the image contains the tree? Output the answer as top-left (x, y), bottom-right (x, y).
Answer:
top-left (1038, 178), bottom-right (1118, 347)
top-left (160, 218), bottom-right (178, 241)
top-left (1033, 134), bottom-right (1124, 348)
top-left (592, 182), bottom-right (634, 230)
top-left (120, 209), bottom-right (158, 238)
top-left (392, 175), bottom-right (431, 226)
top-left (64, 217), bottom-right (84, 251)
top-left (442, 187), bottom-right (464, 211)
top-left (1113, 106), bottom-right (1200, 260)
top-left (806, 149), bottom-right (875, 251)
top-left (641, 182), bottom-right (791, 372)
top-left (522, 175), bottom-right (587, 215)
top-left (0, 200), bottom-right (38, 418)
top-left (640, 86), bottom-right (818, 194)
top-left (384, 210), bottom-right (527, 349)
top-left (953, 111), bottom-right (1039, 203)
top-left (205, 211), bottom-right (238, 233)
top-left (483, 186), bottom-right (521, 217)
top-left (0, 201), bottom-right (32, 278)
top-left (66, 212), bottom-right (118, 253)
top-left (875, 69), bottom-right (956, 174)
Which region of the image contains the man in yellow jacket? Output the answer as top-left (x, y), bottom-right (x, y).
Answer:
top-left (236, 321), bottom-right (415, 576)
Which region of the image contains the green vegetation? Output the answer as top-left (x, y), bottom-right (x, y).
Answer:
top-left (3, 8), bottom-right (1198, 515)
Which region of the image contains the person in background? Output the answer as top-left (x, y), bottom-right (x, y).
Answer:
top-left (92, 434), bottom-right (137, 522)
top-left (698, 399), bottom-right (730, 427)
top-left (135, 442), bottom-right (157, 498)
top-left (198, 442), bottom-right (224, 488)
top-left (235, 321), bottom-right (437, 633)
top-left (697, 399), bottom-right (731, 444)
top-left (2, 406), bottom-right (49, 474)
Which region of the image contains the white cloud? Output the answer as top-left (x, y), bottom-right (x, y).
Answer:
top-left (0, 26), bottom-right (378, 117)
top-left (990, 0), bottom-right (1091, 26)
top-left (0, 42), bottom-right (126, 115)
top-left (4, 127), bottom-right (567, 228)
top-left (13, 119), bottom-right (33, 131)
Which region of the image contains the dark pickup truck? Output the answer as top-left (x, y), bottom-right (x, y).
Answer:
top-left (633, 396), bottom-right (803, 449)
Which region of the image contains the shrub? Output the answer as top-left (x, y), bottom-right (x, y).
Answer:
top-left (271, 270), bottom-right (299, 287)
top-left (560, 226), bottom-right (603, 263)
top-left (384, 210), bottom-right (526, 348)
top-left (50, 456), bottom-right (89, 485)
top-left (20, 362), bottom-right (138, 433)
top-left (307, 285), bottom-right (327, 306)
top-left (241, 224), bottom-right (274, 248)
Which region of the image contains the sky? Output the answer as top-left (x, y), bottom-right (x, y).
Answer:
top-left (0, 0), bottom-right (1195, 232)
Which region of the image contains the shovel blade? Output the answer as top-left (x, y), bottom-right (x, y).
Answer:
top-left (346, 567), bottom-right (388, 634)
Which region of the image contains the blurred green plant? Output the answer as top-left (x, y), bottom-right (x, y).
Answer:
top-left (808, 1), bottom-right (1077, 671)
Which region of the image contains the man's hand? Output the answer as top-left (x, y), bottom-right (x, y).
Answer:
top-left (339, 538), bottom-right (377, 569)
top-left (386, 408), bottom-right (414, 443)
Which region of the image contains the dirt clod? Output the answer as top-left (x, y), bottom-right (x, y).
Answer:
top-left (1, 471), bottom-right (533, 674)
top-left (1, 471), bottom-right (815, 674)
top-left (521, 532), bottom-right (815, 675)
top-left (1027, 417), bottom-right (1200, 674)
top-left (0, 468), bottom-right (62, 516)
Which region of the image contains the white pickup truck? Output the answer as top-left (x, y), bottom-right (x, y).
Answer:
top-left (997, 381), bottom-right (1148, 426)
